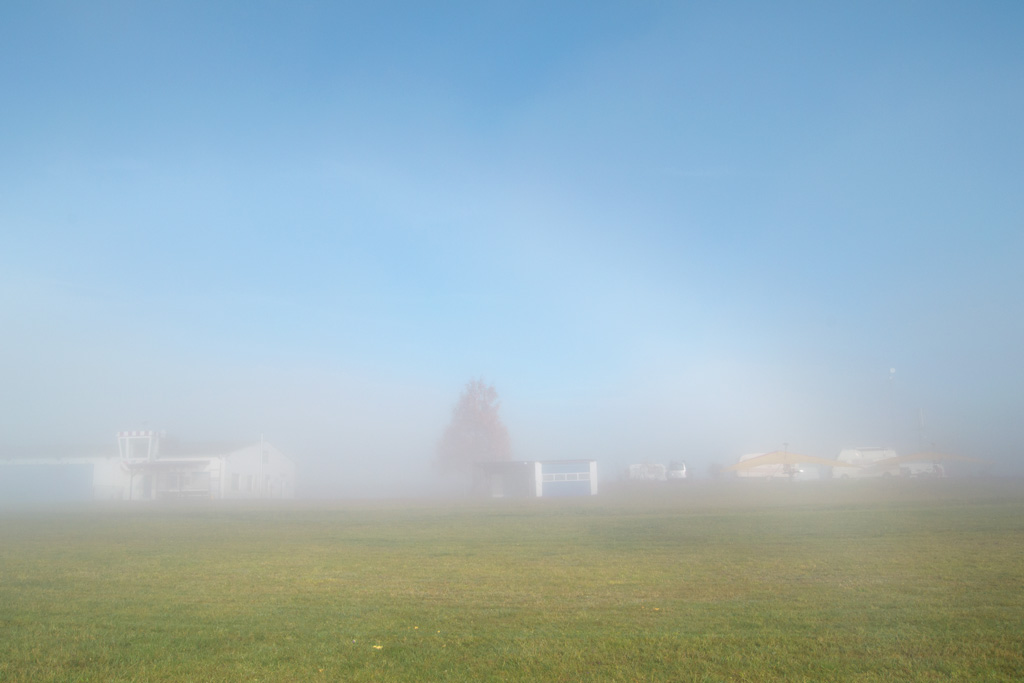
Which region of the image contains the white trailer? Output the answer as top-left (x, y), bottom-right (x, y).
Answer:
top-left (628, 463), bottom-right (667, 481)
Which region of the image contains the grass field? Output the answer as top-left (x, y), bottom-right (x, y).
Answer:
top-left (1, 479), bottom-right (1023, 681)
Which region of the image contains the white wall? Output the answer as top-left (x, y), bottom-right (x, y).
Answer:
top-left (836, 448), bottom-right (899, 478)
top-left (221, 443), bottom-right (295, 500)
top-left (0, 440), bottom-right (297, 501)
top-left (92, 457), bottom-right (129, 499)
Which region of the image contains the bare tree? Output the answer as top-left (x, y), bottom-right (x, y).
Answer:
top-left (435, 379), bottom-right (511, 474)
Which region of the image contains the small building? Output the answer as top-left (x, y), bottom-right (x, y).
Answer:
top-left (476, 459), bottom-right (598, 498)
top-left (0, 430), bottom-right (296, 502)
top-left (857, 451), bottom-right (982, 478)
top-left (835, 447), bottom-right (900, 478)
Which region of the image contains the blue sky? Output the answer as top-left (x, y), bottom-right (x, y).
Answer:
top-left (2, 2), bottom-right (1022, 494)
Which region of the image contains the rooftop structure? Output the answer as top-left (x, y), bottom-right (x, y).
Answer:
top-left (0, 431), bottom-right (295, 502)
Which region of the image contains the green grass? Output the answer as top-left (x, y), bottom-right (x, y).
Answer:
top-left (1, 479), bottom-right (1023, 681)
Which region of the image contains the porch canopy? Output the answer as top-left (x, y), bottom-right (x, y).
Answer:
top-left (726, 450), bottom-right (861, 472)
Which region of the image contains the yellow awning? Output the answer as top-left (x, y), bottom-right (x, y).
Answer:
top-left (726, 451), bottom-right (861, 471)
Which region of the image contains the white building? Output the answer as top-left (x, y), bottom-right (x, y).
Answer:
top-left (0, 431), bottom-right (296, 502)
top-left (834, 447), bottom-right (900, 478)
top-left (475, 460), bottom-right (598, 497)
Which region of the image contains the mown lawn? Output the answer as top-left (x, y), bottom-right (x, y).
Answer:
top-left (1, 479), bottom-right (1022, 681)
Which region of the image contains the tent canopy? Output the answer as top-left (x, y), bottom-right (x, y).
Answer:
top-left (726, 451), bottom-right (860, 471)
